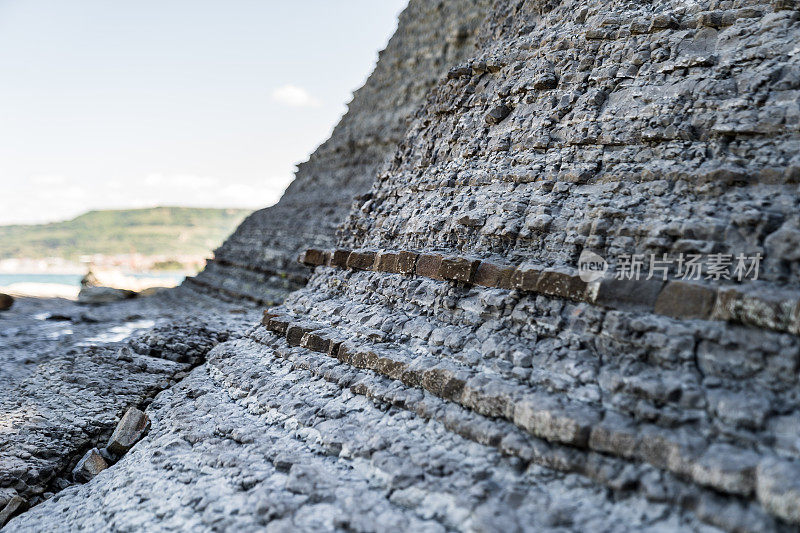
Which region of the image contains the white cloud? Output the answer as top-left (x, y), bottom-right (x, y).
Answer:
top-left (270, 85), bottom-right (321, 108)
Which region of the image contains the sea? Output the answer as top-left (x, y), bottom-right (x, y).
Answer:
top-left (0, 273), bottom-right (84, 287)
top-left (0, 272), bottom-right (185, 287)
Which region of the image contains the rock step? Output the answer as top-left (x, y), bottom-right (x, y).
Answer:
top-left (17, 335), bottom-right (715, 531)
top-left (247, 332), bottom-right (788, 533)
top-left (300, 248), bottom-right (800, 336)
top-left (278, 273), bottom-right (800, 468)
top-left (258, 314), bottom-right (800, 525)
top-left (183, 276), bottom-right (286, 307)
top-left (213, 258), bottom-right (309, 286)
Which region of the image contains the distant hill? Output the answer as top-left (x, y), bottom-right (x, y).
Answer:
top-left (0, 207), bottom-right (250, 260)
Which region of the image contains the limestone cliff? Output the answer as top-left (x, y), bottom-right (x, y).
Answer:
top-left (6, 0), bottom-right (800, 531)
top-left (273, 0), bottom-right (800, 528)
top-left (276, 0), bottom-right (800, 528)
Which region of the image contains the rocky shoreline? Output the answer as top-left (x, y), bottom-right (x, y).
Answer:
top-left (3, 0), bottom-right (800, 530)
top-left (0, 290), bottom-right (259, 522)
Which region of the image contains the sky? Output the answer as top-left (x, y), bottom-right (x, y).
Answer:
top-left (0, 0), bottom-right (407, 225)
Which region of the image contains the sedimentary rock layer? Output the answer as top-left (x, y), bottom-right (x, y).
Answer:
top-left (6, 337), bottom-right (725, 532)
top-left (266, 0), bottom-right (800, 529)
top-left (8, 0), bottom-right (800, 531)
top-left (186, 0), bottom-right (492, 305)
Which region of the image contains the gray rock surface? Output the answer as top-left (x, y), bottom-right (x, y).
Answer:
top-left (264, 0), bottom-right (800, 526)
top-left (3, 338), bottom-right (724, 532)
top-left (77, 286), bottom-right (136, 304)
top-left (0, 289), bottom-right (258, 518)
top-left (5, 0), bottom-right (800, 531)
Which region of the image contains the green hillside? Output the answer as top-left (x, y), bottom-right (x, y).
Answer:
top-left (0, 207), bottom-right (250, 260)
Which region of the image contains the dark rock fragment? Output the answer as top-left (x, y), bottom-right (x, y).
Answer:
top-left (397, 251), bottom-right (418, 275)
top-left (0, 496), bottom-right (26, 527)
top-left (346, 251), bottom-right (377, 270)
top-left (473, 261), bottom-right (516, 289)
top-left (0, 293), bottom-right (13, 311)
top-left (439, 257), bottom-right (479, 283)
top-left (298, 248), bottom-right (327, 266)
top-left (654, 281), bottom-right (717, 320)
top-left (72, 448), bottom-right (108, 482)
top-left (415, 253), bottom-right (444, 280)
top-left (485, 104), bottom-right (511, 125)
top-left (107, 407), bottom-right (150, 455)
top-left (374, 251), bottom-right (400, 273)
top-left (328, 249), bottom-right (351, 268)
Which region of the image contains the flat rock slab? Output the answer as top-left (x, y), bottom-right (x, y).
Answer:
top-left (0, 345), bottom-right (185, 504)
top-left (0, 291), bottom-right (258, 507)
top-left (78, 286), bottom-right (137, 304)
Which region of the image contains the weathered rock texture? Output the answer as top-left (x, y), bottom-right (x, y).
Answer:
top-left (0, 288), bottom-right (255, 525)
top-left (185, 0), bottom-right (491, 305)
top-left (271, 0), bottom-right (800, 528)
top-left (7, 0), bottom-right (800, 531)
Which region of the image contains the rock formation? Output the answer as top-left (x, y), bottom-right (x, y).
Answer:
top-left (1, 0), bottom-right (492, 528)
top-left (5, 0), bottom-right (800, 531)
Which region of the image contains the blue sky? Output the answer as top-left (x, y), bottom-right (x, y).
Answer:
top-left (0, 0), bottom-right (407, 224)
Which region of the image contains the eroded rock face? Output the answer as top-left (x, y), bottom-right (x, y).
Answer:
top-left (185, 0), bottom-right (493, 305)
top-left (7, 0), bottom-right (800, 531)
top-left (264, 0), bottom-right (800, 529)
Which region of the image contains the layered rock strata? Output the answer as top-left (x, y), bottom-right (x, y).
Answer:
top-left (2, 0), bottom-right (493, 527)
top-left (7, 0), bottom-right (800, 531)
top-left (270, 0), bottom-right (800, 529)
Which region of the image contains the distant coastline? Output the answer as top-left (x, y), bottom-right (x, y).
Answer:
top-left (0, 206), bottom-right (249, 261)
top-left (0, 271), bottom-right (186, 299)
top-left (0, 206), bottom-right (247, 298)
